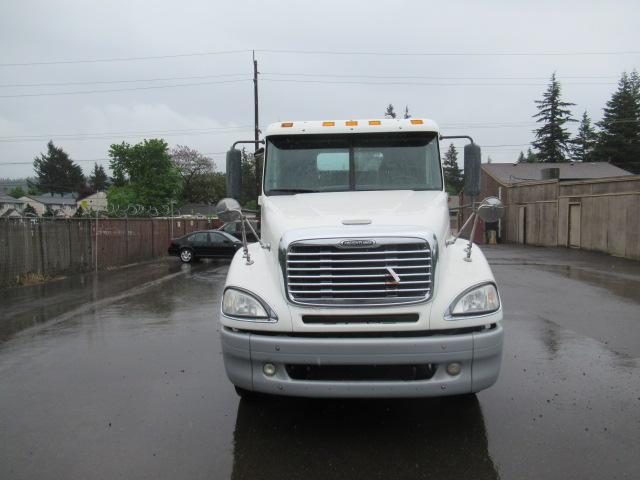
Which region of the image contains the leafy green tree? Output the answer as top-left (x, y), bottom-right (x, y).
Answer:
top-left (384, 104), bottom-right (397, 119)
top-left (517, 151), bottom-right (526, 163)
top-left (403, 106), bottom-right (411, 119)
top-left (594, 71), bottom-right (640, 173)
top-left (532, 73), bottom-right (576, 162)
top-left (240, 148), bottom-right (257, 207)
top-left (170, 145), bottom-right (215, 202)
top-left (8, 186), bottom-right (25, 198)
top-left (442, 143), bottom-right (463, 194)
top-left (571, 111), bottom-right (598, 162)
top-left (33, 141), bottom-right (85, 194)
top-left (107, 139), bottom-right (181, 211)
top-left (89, 163), bottom-right (109, 192)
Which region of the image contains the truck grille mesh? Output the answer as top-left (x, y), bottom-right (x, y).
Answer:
top-left (285, 239), bottom-right (432, 306)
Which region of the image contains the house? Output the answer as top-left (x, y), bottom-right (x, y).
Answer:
top-left (77, 191), bottom-right (107, 212)
top-left (0, 193), bottom-right (25, 217)
top-left (19, 193), bottom-right (78, 217)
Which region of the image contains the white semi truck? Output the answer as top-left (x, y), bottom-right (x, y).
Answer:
top-left (217, 118), bottom-right (504, 399)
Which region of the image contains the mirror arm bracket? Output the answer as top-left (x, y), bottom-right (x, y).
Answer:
top-left (440, 135), bottom-right (475, 144)
top-left (231, 140), bottom-right (265, 150)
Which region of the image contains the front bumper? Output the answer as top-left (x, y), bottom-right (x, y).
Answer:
top-left (220, 323), bottom-right (503, 398)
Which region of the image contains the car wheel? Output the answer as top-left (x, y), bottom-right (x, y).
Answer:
top-left (179, 248), bottom-right (194, 263)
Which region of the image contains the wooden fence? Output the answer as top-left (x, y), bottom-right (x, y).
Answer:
top-left (0, 217), bottom-right (222, 286)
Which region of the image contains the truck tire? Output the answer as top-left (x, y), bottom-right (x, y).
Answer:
top-left (179, 248), bottom-right (194, 263)
top-left (234, 386), bottom-right (261, 401)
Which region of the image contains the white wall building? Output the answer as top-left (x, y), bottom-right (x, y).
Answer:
top-left (0, 194), bottom-right (25, 217)
top-left (77, 191), bottom-right (107, 212)
top-left (19, 194), bottom-right (78, 217)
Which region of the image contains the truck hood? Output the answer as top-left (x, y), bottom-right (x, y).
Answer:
top-left (260, 190), bottom-right (450, 248)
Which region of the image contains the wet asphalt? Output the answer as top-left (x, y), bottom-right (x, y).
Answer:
top-left (0, 247), bottom-right (638, 480)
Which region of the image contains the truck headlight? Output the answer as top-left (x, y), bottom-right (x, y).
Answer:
top-left (222, 288), bottom-right (276, 321)
top-left (448, 283), bottom-right (500, 318)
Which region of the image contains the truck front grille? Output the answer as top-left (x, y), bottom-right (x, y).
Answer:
top-left (285, 238), bottom-right (433, 306)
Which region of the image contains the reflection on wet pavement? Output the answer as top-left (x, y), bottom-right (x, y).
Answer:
top-left (232, 395), bottom-right (497, 480)
top-left (0, 247), bottom-right (639, 480)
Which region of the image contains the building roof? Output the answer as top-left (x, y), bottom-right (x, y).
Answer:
top-left (0, 193), bottom-right (25, 204)
top-left (22, 194), bottom-right (78, 205)
top-left (482, 162), bottom-right (631, 185)
top-left (265, 118), bottom-right (439, 136)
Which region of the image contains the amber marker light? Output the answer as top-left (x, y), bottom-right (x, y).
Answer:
top-left (281, 122), bottom-right (293, 127)
top-left (368, 120), bottom-right (381, 125)
top-left (410, 119), bottom-right (424, 125)
top-left (322, 121), bottom-right (335, 127)
top-left (345, 120), bottom-right (358, 126)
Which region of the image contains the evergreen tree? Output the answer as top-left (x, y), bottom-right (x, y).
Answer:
top-left (442, 143), bottom-right (463, 194)
top-left (532, 73), bottom-right (576, 162)
top-left (517, 151), bottom-right (526, 163)
top-left (23, 204), bottom-right (37, 216)
top-left (89, 163), bottom-right (109, 192)
top-left (384, 104), bottom-right (397, 119)
top-left (33, 141), bottom-right (85, 195)
top-left (403, 106), bottom-right (411, 119)
top-left (8, 186), bottom-right (25, 198)
top-left (525, 148), bottom-right (539, 163)
top-left (594, 71), bottom-right (640, 173)
top-left (570, 111), bottom-right (598, 162)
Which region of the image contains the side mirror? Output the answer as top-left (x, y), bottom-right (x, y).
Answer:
top-left (215, 198), bottom-right (243, 223)
top-left (477, 197), bottom-right (505, 223)
top-left (463, 143), bottom-right (481, 197)
top-left (226, 148), bottom-right (242, 202)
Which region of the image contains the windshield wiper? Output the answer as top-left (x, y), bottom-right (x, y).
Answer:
top-left (268, 188), bottom-right (318, 195)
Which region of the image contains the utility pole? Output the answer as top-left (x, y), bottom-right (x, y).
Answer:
top-left (253, 51), bottom-right (260, 201)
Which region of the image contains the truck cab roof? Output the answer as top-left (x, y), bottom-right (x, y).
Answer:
top-left (264, 118), bottom-right (440, 137)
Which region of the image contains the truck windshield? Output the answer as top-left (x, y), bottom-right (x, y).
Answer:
top-left (264, 132), bottom-right (442, 195)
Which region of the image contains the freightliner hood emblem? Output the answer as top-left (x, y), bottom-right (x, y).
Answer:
top-left (338, 239), bottom-right (376, 248)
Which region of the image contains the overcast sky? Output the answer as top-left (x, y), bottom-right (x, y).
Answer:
top-left (1, 0), bottom-right (638, 179)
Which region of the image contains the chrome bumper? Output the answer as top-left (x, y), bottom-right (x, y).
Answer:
top-left (220, 324), bottom-right (503, 398)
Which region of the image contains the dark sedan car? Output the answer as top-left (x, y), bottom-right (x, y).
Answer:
top-left (218, 220), bottom-right (260, 243)
top-left (168, 230), bottom-right (242, 263)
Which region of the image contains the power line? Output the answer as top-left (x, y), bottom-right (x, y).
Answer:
top-left (0, 73), bottom-right (248, 88)
top-left (0, 50), bottom-right (250, 67)
top-left (262, 78), bottom-right (617, 87)
top-left (256, 48), bottom-right (640, 57)
top-left (0, 125), bottom-right (254, 142)
top-left (0, 78), bottom-right (251, 98)
top-left (2, 47), bottom-right (638, 68)
top-left (261, 72), bottom-right (620, 80)
top-left (0, 151), bottom-right (228, 166)
top-left (2, 72), bottom-right (620, 89)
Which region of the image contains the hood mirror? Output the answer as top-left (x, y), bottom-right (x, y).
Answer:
top-left (215, 198), bottom-right (270, 264)
top-left (477, 197), bottom-right (505, 223)
top-left (215, 198), bottom-right (243, 223)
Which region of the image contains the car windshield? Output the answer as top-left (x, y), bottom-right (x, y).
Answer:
top-left (264, 132), bottom-right (442, 195)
